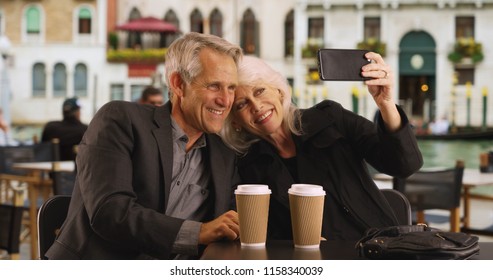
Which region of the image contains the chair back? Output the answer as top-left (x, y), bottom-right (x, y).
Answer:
top-left (396, 160), bottom-right (465, 210)
top-left (37, 195), bottom-right (71, 260)
top-left (381, 189), bottom-right (412, 225)
top-left (0, 188), bottom-right (25, 259)
top-left (0, 139), bottom-right (60, 176)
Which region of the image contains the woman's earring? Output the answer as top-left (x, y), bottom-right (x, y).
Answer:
top-left (235, 127), bottom-right (241, 132)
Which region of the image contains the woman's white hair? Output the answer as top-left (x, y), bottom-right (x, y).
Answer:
top-left (218, 56), bottom-right (302, 155)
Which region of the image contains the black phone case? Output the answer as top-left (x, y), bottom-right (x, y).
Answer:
top-left (317, 49), bottom-right (371, 81)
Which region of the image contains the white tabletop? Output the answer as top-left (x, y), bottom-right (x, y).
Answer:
top-left (462, 169), bottom-right (493, 187)
top-left (12, 161), bottom-right (75, 172)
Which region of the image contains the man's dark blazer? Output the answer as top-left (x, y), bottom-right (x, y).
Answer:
top-left (46, 101), bottom-right (239, 259)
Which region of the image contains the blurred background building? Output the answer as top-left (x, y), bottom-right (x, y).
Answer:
top-left (1, 0), bottom-right (492, 140)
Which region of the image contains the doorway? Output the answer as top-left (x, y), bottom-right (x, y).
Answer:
top-left (399, 75), bottom-right (435, 120)
top-left (399, 31), bottom-right (436, 122)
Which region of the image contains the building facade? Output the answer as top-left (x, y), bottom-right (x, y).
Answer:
top-left (0, 0), bottom-right (106, 127)
top-left (2, 0), bottom-right (493, 131)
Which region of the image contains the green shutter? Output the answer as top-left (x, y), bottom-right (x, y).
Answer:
top-left (79, 8), bottom-right (91, 19)
top-left (26, 7), bottom-right (40, 33)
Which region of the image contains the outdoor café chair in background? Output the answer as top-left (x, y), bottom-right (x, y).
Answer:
top-left (0, 186), bottom-right (24, 259)
top-left (381, 189), bottom-right (412, 225)
top-left (37, 195), bottom-right (71, 260)
top-left (393, 160), bottom-right (465, 232)
top-left (0, 138), bottom-right (61, 255)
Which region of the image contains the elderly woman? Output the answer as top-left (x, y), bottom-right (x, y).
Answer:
top-left (219, 54), bottom-right (423, 240)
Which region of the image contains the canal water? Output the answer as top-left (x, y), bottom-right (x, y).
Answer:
top-left (418, 139), bottom-right (493, 169)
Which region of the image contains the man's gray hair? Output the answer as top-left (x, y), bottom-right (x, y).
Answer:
top-left (164, 32), bottom-right (243, 101)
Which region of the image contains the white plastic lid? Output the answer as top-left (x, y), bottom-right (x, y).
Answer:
top-left (235, 184), bottom-right (271, 195)
top-left (288, 184), bottom-right (326, 196)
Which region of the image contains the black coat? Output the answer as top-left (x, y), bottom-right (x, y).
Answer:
top-left (41, 117), bottom-right (88, 161)
top-left (238, 100), bottom-right (423, 240)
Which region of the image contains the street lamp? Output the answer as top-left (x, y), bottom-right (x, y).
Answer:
top-left (0, 34), bottom-right (12, 126)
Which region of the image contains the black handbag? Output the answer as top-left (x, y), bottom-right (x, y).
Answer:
top-left (356, 225), bottom-right (480, 260)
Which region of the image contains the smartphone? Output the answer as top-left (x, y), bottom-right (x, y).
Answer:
top-left (317, 49), bottom-right (371, 81)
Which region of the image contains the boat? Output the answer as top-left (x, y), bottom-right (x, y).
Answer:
top-left (416, 129), bottom-right (493, 140)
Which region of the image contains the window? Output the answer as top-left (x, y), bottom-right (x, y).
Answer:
top-left (456, 16), bottom-right (474, 39)
top-left (74, 63), bottom-right (88, 97)
top-left (210, 9), bottom-right (223, 37)
top-left (455, 68), bottom-right (475, 85)
top-left (190, 9), bottom-right (203, 33)
top-left (161, 10), bottom-right (180, 48)
top-left (26, 6), bottom-right (41, 34)
top-left (131, 85), bottom-right (146, 102)
top-left (78, 8), bottom-right (92, 34)
top-left (364, 17), bottom-right (381, 40)
top-left (454, 16), bottom-right (476, 84)
top-left (53, 63), bottom-right (67, 98)
top-left (110, 84), bottom-right (124, 101)
top-left (241, 9), bottom-right (258, 55)
top-left (32, 63), bottom-right (46, 97)
top-left (308, 17), bottom-right (324, 40)
top-left (127, 7), bottom-right (141, 48)
top-left (284, 10), bottom-right (294, 57)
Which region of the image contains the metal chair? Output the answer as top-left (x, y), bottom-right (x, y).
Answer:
top-left (381, 189), bottom-right (412, 225)
top-left (37, 195), bottom-right (71, 260)
top-left (393, 160), bottom-right (465, 232)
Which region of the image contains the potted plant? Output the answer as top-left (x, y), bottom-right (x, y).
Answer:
top-left (357, 38), bottom-right (386, 57)
top-left (448, 38), bottom-right (484, 64)
top-left (106, 48), bottom-right (167, 64)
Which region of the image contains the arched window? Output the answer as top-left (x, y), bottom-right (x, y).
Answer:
top-left (53, 63), bottom-right (67, 98)
top-left (32, 63), bottom-right (46, 97)
top-left (190, 9), bottom-right (203, 33)
top-left (210, 8), bottom-right (223, 37)
top-left (284, 10), bottom-right (294, 57)
top-left (127, 7), bottom-right (142, 48)
top-left (240, 9), bottom-right (258, 55)
top-left (161, 9), bottom-right (180, 48)
top-left (26, 6), bottom-right (41, 34)
top-left (74, 63), bottom-right (88, 97)
top-left (78, 8), bottom-right (92, 34)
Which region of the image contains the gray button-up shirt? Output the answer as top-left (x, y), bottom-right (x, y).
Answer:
top-left (166, 117), bottom-right (212, 256)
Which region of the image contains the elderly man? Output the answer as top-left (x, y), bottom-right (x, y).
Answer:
top-left (46, 32), bottom-right (243, 259)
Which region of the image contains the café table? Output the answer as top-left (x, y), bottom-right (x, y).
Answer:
top-left (201, 240), bottom-right (493, 260)
top-left (373, 168), bottom-right (493, 235)
top-left (12, 160), bottom-right (75, 259)
top-left (461, 169), bottom-right (493, 235)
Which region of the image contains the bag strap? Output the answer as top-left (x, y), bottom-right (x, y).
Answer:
top-left (355, 224), bottom-right (434, 249)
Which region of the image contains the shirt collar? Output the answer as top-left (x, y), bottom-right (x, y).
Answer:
top-left (170, 116), bottom-right (207, 149)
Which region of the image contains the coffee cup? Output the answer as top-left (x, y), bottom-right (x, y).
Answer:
top-left (235, 184), bottom-right (271, 247)
top-left (288, 184), bottom-right (325, 249)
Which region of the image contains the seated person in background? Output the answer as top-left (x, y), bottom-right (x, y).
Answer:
top-left (138, 86), bottom-right (164, 106)
top-left (45, 32), bottom-right (242, 260)
top-left (41, 97), bottom-right (88, 161)
top-left (219, 55), bottom-right (423, 241)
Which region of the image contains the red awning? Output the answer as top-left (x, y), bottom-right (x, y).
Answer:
top-left (115, 17), bottom-right (179, 33)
